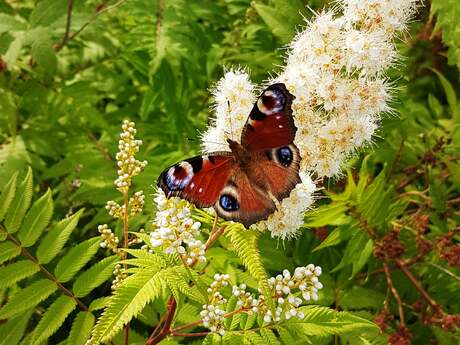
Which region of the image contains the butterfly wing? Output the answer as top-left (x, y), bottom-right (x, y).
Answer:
top-left (158, 154), bottom-right (276, 227)
top-left (158, 154), bottom-right (234, 208)
top-left (247, 143), bottom-right (301, 202)
top-left (241, 83), bottom-right (296, 151)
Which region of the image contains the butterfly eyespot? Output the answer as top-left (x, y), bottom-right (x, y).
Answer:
top-left (257, 89), bottom-right (285, 115)
top-left (276, 146), bottom-right (293, 167)
top-left (219, 194), bottom-right (239, 212)
top-left (163, 162), bottom-right (193, 191)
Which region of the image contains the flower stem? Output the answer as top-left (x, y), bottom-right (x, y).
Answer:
top-left (122, 190), bottom-right (130, 345)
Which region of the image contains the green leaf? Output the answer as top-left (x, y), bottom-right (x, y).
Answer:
top-left (304, 203), bottom-right (350, 227)
top-left (225, 224), bottom-right (274, 313)
top-left (352, 239), bottom-right (373, 278)
top-left (18, 189), bottom-right (53, 247)
top-left (67, 312), bottom-right (95, 345)
top-left (340, 286), bottom-right (385, 310)
top-left (313, 224), bottom-right (354, 252)
top-left (30, 295), bottom-right (77, 345)
top-left (89, 269), bottom-right (165, 343)
top-left (0, 171), bottom-right (18, 222)
top-left (161, 266), bottom-right (206, 304)
top-left (284, 306), bottom-right (378, 336)
top-left (0, 14), bottom-right (27, 33)
top-left (36, 209), bottom-right (84, 264)
top-left (54, 237), bottom-right (101, 283)
top-left (0, 260), bottom-right (39, 289)
top-left (29, 0), bottom-right (67, 28)
top-left (0, 241), bottom-right (21, 264)
top-left (4, 167), bottom-right (33, 234)
top-left (73, 255), bottom-right (119, 297)
top-left (0, 310), bottom-right (33, 345)
top-left (0, 279), bottom-right (57, 319)
top-left (431, 69), bottom-right (457, 117)
top-left (260, 329), bottom-right (281, 345)
top-left (30, 33), bottom-right (57, 74)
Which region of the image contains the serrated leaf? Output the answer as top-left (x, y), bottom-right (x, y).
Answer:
top-left (0, 260), bottom-right (39, 289)
top-left (161, 266), bottom-right (206, 304)
top-left (284, 306), bottom-right (377, 336)
top-left (89, 269), bottom-right (165, 343)
top-left (0, 279), bottom-right (57, 319)
top-left (18, 189), bottom-right (53, 247)
top-left (54, 237), bottom-right (101, 283)
top-left (351, 239), bottom-right (373, 278)
top-left (89, 297), bottom-right (110, 312)
top-left (67, 312), bottom-right (95, 345)
top-left (225, 224), bottom-right (274, 313)
top-left (29, 0), bottom-right (67, 28)
top-left (260, 329), bottom-right (281, 345)
top-left (0, 310), bottom-right (33, 345)
top-left (73, 255), bottom-right (119, 297)
top-left (31, 34), bottom-right (57, 74)
top-left (0, 171), bottom-right (18, 222)
top-left (4, 167), bottom-right (33, 233)
top-left (313, 224), bottom-right (354, 252)
top-left (0, 14), bottom-right (27, 33)
top-left (30, 295), bottom-right (77, 345)
top-left (0, 241), bottom-right (21, 264)
top-left (36, 209), bottom-right (84, 264)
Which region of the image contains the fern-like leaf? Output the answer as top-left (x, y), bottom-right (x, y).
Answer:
top-left (4, 167), bottom-right (33, 233)
top-left (225, 224), bottom-right (274, 312)
top-left (73, 255), bottom-right (119, 297)
top-left (89, 269), bottom-right (165, 343)
top-left (161, 266), bottom-right (207, 304)
top-left (281, 306), bottom-right (377, 337)
top-left (30, 295), bottom-right (77, 345)
top-left (0, 171), bottom-right (18, 222)
top-left (18, 188), bottom-right (53, 247)
top-left (260, 329), bottom-right (281, 345)
top-left (0, 241), bottom-right (21, 264)
top-left (67, 311), bottom-right (95, 345)
top-left (36, 208), bottom-right (84, 264)
top-left (0, 279), bottom-right (57, 319)
top-left (0, 259), bottom-right (39, 289)
top-left (54, 237), bottom-right (101, 283)
top-left (0, 310), bottom-right (32, 345)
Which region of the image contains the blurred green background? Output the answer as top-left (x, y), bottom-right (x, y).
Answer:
top-left (1, 0), bottom-right (460, 344)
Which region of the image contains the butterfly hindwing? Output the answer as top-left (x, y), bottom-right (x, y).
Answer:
top-left (241, 83), bottom-right (296, 151)
top-left (213, 169), bottom-right (276, 228)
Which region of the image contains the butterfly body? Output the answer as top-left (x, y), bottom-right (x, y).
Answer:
top-left (158, 83), bottom-right (301, 227)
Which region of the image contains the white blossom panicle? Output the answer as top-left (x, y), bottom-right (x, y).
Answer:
top-left (114, 120), bottom-right (148, 192)
top-left (200, 266), bottom-right (323, 334)
top-left (150, 190), bottom-right (206, 265)
top-left (201, 274), bottom-right (230, 335)
top-left (251, 173), bottom-right (316, 239)
top-left (111, 263), bottom-right (128, 290)
top-left (98, 224), bottom-right (119, 253)
top-left (201, 68), bottom-right (256, 153)
top-left (194, 0), bottom-right (419, 236)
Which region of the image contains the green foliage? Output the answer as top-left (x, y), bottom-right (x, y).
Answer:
top-left (0, 0), bottom-right (459, 344)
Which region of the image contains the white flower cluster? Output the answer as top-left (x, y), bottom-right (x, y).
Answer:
top-left (200, 265), bottom-right (323, 334)
top-left (250, 173), bottom-right (316, 239)
top-left (197, 0), bottom-right (419, 236)
top-left (114, 120), bottom-right (148, 192)
top-left (150, 190), bottom-right (206, 265)
top-left (98, 224), bottom-right (119, 253)
top-left (201, 69), bottom-right (256, 153)
top-left (201, 274), bottom-right (230, 335)
top-left (276, 0), bottom-right (418, 177)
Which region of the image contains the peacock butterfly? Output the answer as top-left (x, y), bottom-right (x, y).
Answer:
top-left (157, 83), bottom-right (300, 227)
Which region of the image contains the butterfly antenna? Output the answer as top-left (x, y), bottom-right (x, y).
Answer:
top-left (227, 100), bottom-right (235, 141)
